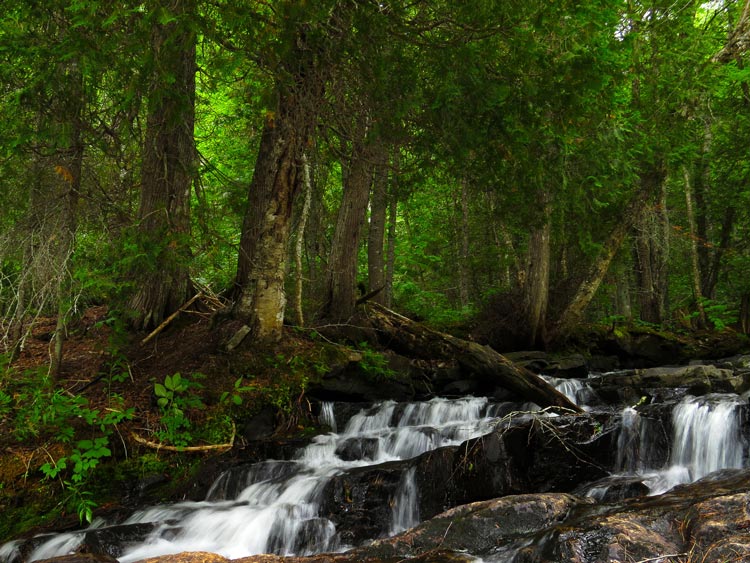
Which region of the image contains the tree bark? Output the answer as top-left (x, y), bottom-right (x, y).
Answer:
top-left (634, 170), bottom-right (669, 326)
top-left (128, 0), bottom-right (196, 330)
top-left (384, 156), bottom-right (399, 308)
top-left (548, 183), bottom-right (654, 344)
top-left (523, 190), bottom-right (551, 348)
top-left (458, 177), bottom-right (471, 309)
top-left (683, 166), bottom-right (707, 328)
top-left (323, 131), bottom-right (375, 322)
top-left (233, 20), bottom-right (325, 343)
top-left (367, 143), bottom-right (388, 303)
top-left (294, 153), bottom-right (313, 327)
top-left (234, 107), bottom-right (307, 341)
top-left (363, 303), bottom-right (582, 413)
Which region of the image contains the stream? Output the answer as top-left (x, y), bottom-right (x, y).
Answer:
top-left (3, 368), bottom-right (750, 563)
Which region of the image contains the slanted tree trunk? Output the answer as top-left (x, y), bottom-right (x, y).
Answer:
top-left (323, 130), bottom-right (375, 322)
top-left (363, 303), bottom-right (582, 413)
top-left (548, 183), bottom-right (654, 344)
top-left (128, 0), bottom-right (196, 330)
top-left (234, 102), bottom-right (312, 341)
top-left (367, 143), bottom-right (388, 303)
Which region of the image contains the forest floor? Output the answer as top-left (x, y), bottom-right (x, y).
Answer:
top-left (0, 305), bottom-right (330, 542)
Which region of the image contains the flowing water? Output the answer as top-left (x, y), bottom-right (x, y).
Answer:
top-left (22, 396), bottom-right (502, 562)
top-left (8, 375), bottom-right (750, 563)
top-left (614, 393), bottom-right (747, 495)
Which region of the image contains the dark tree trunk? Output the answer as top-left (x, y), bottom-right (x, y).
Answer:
top-left (367, 144), bottom-right (388, 304)
top-left (323, 131), bottom-right (375, 322)
top-left (128, 0), bottom-right (196, 330)
top-left (457, 178), bottom-right (471, 309)
top-left (523, 190), bottom-right (551, 347)
top-left (633, 166), bottom-right (668, 326)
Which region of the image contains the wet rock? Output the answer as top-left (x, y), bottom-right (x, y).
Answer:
top-left (136, 553), bottom-right (230, 563)
top-left (307, 360), bottom-right (415, 402)
top-left (589, 364), bottom-right (743, 404)
top-left (320, 462), bottom-right (404, 545)
top-left (359, 493), bottom-right (589, 560)
top-left (503, 351), bottom-right (551, 373)
top-left (543, 354), bottom-right (589, 379)
top-left (574, 475), bottom-right (650, 502)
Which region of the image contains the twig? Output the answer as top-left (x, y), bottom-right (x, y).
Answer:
top-left (130, 422), bottom-right (235, 453)
top-left (634, 555), bottom-right (688, 563)
top-left (140, 292), bottom-right (203, 346)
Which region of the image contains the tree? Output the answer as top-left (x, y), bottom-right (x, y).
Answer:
top-left (128, 0), bottom-right (198, 330)
top-left (233, 2), bottom-right (329, 342)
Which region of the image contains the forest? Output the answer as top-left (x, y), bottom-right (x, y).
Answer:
top-left (2, 0), bottom-right (750, 554)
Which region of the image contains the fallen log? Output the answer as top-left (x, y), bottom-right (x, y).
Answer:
top-left (362, 303), bottom-right (583, 413)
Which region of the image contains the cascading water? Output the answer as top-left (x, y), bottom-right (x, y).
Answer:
top-left (614, 393), bottom-right (748, 495)
top-left (23, 396), bottom-right (500, 563)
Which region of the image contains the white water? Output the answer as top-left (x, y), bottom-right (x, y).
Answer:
top-left (615, 393), bottom-right (747, 495)
top-left (540, 375), bottom-right (594, 407)
top-left (25, 396), bottom-right (499, 562)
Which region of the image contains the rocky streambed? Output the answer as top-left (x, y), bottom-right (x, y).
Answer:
top-left (5, 354), bottom-right (750, 563)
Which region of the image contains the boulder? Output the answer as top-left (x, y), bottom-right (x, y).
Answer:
top-left (589, 364), bottom-right (745, 404)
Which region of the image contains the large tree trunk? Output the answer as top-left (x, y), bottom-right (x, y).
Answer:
top-left (363, 303), bottom-right (582, 413)
top-left (323, 132), bottom-right (375, 322)
top-left (234, 107), bottom-right (307, 341)
top-left (367, 144), bottom-right (388, 303)
top-left (128, 0), bottom-right (196, 330)
top-left (548, 183), bottom-right (655, 344)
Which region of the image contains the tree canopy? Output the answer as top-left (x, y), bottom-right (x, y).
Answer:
top-left (2, 0), bottom-right (750, 355)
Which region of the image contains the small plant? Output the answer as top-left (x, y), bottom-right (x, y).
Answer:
top-left (357, 342), bottom-right (396, 381)
top-left (220, 376), bottom-right (257, 406)
top-left (153, 372), bottom-right (205, 447)
top-left (694, 298), bottom-right (738, 331)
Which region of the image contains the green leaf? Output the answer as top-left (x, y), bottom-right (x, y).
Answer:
top-left (154, 383), bottom-right (168, 398)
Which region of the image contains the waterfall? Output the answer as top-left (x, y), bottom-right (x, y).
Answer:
top-left (615, 393), bottom-right (747, 496)
top-left (390, 466), bottom-right (419, 535)
top-left (25, 397), bottom-right (499, 562)
top-left (540, 375), bottom-right (594, 407)
top-left (319, 401), bottom-right (337, 433)
top-left (669, 394), bottom-right (745, 481)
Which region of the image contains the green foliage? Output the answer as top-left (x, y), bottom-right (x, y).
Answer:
top-left (357, 342), bottom-right (395, 381)
top-left (694, 299), bottom-right (738, 332)
top-left (220, 377), bottom-right (257, 406)
top-left (0, 361), bottom-right (134, 523)
top-left (153, 373), bottom-right (205, 447)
